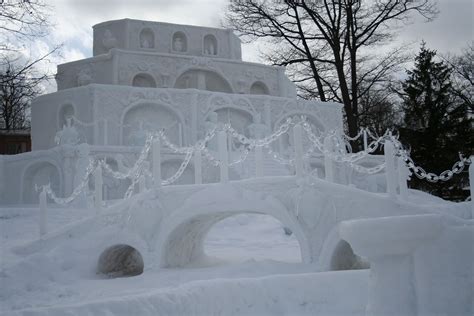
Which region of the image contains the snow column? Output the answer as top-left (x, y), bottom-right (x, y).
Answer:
top-left (255, 145), bottom-right (263, 177)
top-left (384, 139), bottom-right (397, 199)
top-left (39, 186), bottom-right (47, 237)
top-left (194, 148), bottom-right (202, 184)
top-left (218, 130), bottom-right (229, 183)
top-left (94, 164), bottom-right (103, 210)
top-left (324, 135), bottom-right (334, 182)
top-left (397, 157), bottom-right (409, 200)
top-left (152, 137), bottom-right (162, 187)
top-left (339, 214), bottom-right (444, 316)
top-left (470, 156), bottom-right (474, 218)
top-left (293, 124), bottom-right (304, 178)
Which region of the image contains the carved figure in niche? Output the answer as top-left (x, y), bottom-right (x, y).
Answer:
top-left (173, 37), bottom-right (184, 52)
top-left (141, 38), bottom-right (151, 49)
top-left (77, 68), bottom-right (92, 86)
top-left (54, 118), bottom-right (80, 146)
top-left (204, 111), bottom-right (219, 151)
top-left (128, 121), bottom-right (148, 146)
top-left (204, 35), bottom-right (217, 55)
top-left (102, 29), bottom-right (117, 50)
top-left (247, 113), bottom-right (270, 139)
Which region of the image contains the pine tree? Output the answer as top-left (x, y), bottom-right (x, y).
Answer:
top-left (399, 43), bottom-right (473, 200)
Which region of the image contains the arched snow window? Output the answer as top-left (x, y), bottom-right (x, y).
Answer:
top-left (250, 81), bottom-right (269, 95)
top-left (139, 28), bottom-right (155, 49)
top-left (132, 73), bottom-right (157, 88)
top-left (172, 32), bottom-right (187, 52)
top-left (203, 34), bottom-right (217, 55)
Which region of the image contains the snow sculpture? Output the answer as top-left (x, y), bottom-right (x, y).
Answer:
top-left (127, 121), bottom-right (148, 146)
top-left (102, 29), bottom-right (117, 50)
top-left (74, 143), bottom-right (90, 206)
top-left (54, 118), bottom-right (80, 146)
top-left (77, 68), bottom-right (92, 86)
top-left (247, 113), bottom-right (269, 139)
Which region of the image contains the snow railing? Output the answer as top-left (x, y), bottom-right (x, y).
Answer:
top-left (37, 117), bottom-right (474, 237)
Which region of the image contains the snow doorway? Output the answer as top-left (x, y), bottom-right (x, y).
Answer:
top-left (97, 244), bottom-right (144, 278)
top-left (204, 214), bottom-right (302, 265)
top-left (330, 240), bottom-right (370, 271)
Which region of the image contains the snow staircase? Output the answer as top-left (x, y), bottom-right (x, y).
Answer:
top-left (231, 151), bottom-right (292, 179)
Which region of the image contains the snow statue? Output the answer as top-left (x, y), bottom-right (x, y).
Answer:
top-left (204, 111), bottom-right (219, 151)
top-left (128, 121), bottom-right (148, 146)
top-left (54, 117), bottom-right (80, 146)
top-left (77, 68), bottom-right (92, 86)
top-left (102, 29), bottom-right (117, 50)
top-left (247, 113), bottom-right (269, 139)
top-left (74, 143), bottom-right (91, 207)
top-left (173, 37), bottom-right (184, 52)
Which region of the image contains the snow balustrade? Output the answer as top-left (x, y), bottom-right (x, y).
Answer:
top-left (37, 116), bottom-right (474, 237)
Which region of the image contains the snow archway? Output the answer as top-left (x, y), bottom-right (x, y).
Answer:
top-left (155, 186), bottom-right (311, 268)
top-left (174, 69), bottom-right (233, 93)
top-left (121, 102), bottom-right (183, 146)
top-left (21, 161), bottom-right (61, 203)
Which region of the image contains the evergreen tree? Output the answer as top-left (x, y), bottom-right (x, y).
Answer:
top-left (398, 43), bottom-right (473, 200)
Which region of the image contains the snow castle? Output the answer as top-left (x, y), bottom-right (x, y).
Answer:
top-left (0, 19), bottom-right (345, 204)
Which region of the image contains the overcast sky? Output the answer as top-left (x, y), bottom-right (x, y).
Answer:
top-left (30, 0), bottom-right (472, 90)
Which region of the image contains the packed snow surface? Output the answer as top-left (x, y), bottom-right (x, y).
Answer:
top-left (1, 207), bottom-right (367, 315)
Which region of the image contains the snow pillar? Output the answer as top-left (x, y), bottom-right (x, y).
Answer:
top-left (255, 145), bottom-right (263, 177)
top-left (339, 214), bottom-right (444, 316)
top-left (194, 149), bottom-right (202, 184)
top-left (324, 135), bottom-right (334, 182)
top-left (94, 164), bottom-right (103, 210)
top-left (363, 128), bottom-right (368, 151)
top-left (470, 156), bottom-right (474, 219)
top-left (178, 123), bottom-right (183, 147)
top-left (152, 138), bottom-right (161, 187)
top-left (39, 186), bottom-right (47, 238)
top-left (293, 124), bottom-right (304, 178)
top-left (384, 140), bottom-right (397, 199)
top-left (191, 94), bottom-right (198, 144)
top-left (398, 157), bottom-right (409, 200)
top-left (103, 119), bottom-right (108, 146)
top-left (218, 130), bottom-right (229, 183)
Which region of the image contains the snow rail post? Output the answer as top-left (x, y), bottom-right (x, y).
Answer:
top-left (324, 135), bottom-right (334, 182)
top-left (293, 124), bottom-right (304, 178)
top-left (363, 128), bottom-right (368, 151)
top-left (194, 148), bottom-right (202, 184)
top-left (152, 137), bottom-right (161, 187)
top-left (103, 119), bottom-right (108, 146)
top-left (469, 155), bottom-right (474, 219)
top-left (255, 145), bottom-right (263, 177)
top-left (94, 164), bottom-right (103, 210)
top-left (218, 130), bottom-right (229, 183)
top-left (398, 156), bottom-right (409, 200)
top-left (384, 138), bottom-right (397, 199)
top-left (39, 186), bottom-right (47, 238)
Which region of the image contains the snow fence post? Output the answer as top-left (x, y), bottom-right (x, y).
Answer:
top-left (103, 119), bottom-right (108, 146)
top-left (398, 156), bottom-right (409, 200)
top-left (94, 164), bottom-right (103, 210)
top-left (324, 135), bottom-right (334, 182)
top-left (39, 186), bottom-right (47, 238)
top-left (152, 137), bottom-right (161, 187)
top-left (218, 130), bottom-right (229, 183)
top-left (384, 139), bottom-right (397, 199)
top-left (293, 124), bottom-right (304, 178)
top-left (255, 145), bottom-right (263, 177)
top-left (194, 148), bottom-right (202, 184)
top-left (469, 155), bottom-right (474, 219)
top-left (363, 128), bottom-right (368, 151)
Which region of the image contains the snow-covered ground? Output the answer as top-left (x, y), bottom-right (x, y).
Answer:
top-left (1, 207), bottom-right (367, 315)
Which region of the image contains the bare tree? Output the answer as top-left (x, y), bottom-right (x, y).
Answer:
top-left (225, 0), bottom-right (437, 145)
top-left (0, 0), bottom-right (60, 130)
top-left (0, 0), bottom-right (51, 52)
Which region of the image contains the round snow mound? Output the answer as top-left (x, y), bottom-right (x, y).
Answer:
top-left (97, 244), bottom-right (144, 278)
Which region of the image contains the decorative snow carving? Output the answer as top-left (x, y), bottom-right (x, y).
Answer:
top-left (54, 118), bottom-right (80, 146)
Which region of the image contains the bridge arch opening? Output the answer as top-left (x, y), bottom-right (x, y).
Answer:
top-left (160, 211), bottom-right (306, 268)
top-left (330, 240), bottom-right (370, 271)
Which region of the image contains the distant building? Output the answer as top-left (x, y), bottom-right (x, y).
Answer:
top-left (0, 129), bottom-right (31, 154)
